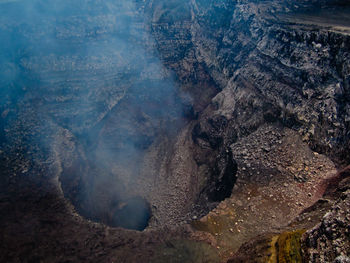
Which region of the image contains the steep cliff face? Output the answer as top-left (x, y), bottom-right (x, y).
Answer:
top-left (1, 0), bottom-right (350, 262)
top-left (187, 0), bottom-right (350, 163)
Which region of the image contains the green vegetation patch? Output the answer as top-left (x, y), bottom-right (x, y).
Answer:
top-left (269, 229), bottom-right (306, 263)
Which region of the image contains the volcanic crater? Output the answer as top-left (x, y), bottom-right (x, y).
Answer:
top-left (1, 0), bottom-right (350, 262)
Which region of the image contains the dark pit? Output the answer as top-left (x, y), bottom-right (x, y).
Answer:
top-left (109, 197), bottom-right (151, 231)
top-left (58, 139), bottom-right (237, 231)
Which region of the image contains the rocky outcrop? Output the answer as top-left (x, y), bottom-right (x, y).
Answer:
top-left (226, 166), bottom-right (350, 263)
top-left (302, 166), bottom-right (350, 262)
